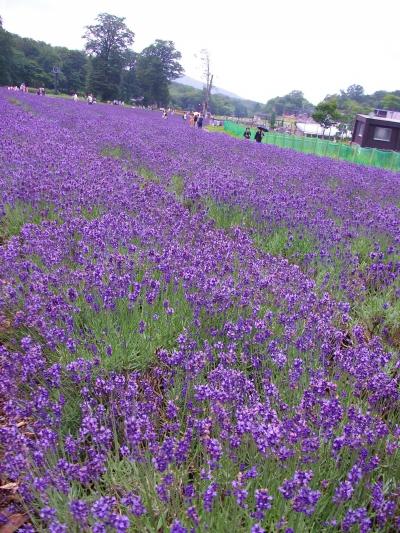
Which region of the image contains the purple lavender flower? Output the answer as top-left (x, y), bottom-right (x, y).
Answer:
top-left (292, 487), bottom-right (321, 516)
top-left (203, 482), bottom-right (218, 512)
top-left (342, 507), bottom-right (371, 532)
top-left (251, 524), bottom-right (265, 533)
top-left (170, 519), bottom-right (187, 533)
top-left (121, 493), bottom-right (146, 517)
top-left (69, 499), bottom-right (89, 523)
top-left (252, 488), bottom-right (273, 519)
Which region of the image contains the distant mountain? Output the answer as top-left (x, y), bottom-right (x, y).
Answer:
top-left (170, 82), bottom-right (263, 118)
top-left (177, 75), bottom-right (241, 99)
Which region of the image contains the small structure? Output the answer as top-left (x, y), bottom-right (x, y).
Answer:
top-left (352, 110), bottom-right (400, 151)
top-left (295, 122), bottom-right (351, 139)
top-left (253, 112), bottom-right (268, 122)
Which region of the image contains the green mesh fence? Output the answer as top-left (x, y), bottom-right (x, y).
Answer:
top-left (223, 121), bottom-right (400, 172)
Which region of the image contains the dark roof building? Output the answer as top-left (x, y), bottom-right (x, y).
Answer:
top-left (352, 110), bottom-right (400, 151)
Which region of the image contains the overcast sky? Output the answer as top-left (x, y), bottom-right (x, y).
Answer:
top-left (1, 0), bottom-right (399, 103)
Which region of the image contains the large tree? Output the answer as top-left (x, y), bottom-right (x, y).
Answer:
top-left (265, 90), bottom-right (314, 116)
top-left (57, 49), bottom-right (88, 93)
top-left (136, 55), bottom-right (169, 106)
top-left (0, 23), bottom-right (14, 85)
top-left (345, 84), bottom-right (365, 103)
top-left (382, 94), bottom-right (400, 111)
top-left (83, 13), bottom-right (134, 100)
top-left (137, 40), bottom-right (183, 105)
top-left (140, 40), bottom-right (183, 81)
top-left (119, 50), bottom-right (141, 102)
top-left (312, 99), bottom-right (342, 129)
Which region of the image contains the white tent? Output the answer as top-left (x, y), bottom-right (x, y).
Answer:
top-left (296, 122), bottom-right (351, 138)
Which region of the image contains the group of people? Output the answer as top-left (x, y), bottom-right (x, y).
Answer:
top-left (182, 111), bottom-right (204, 128)
top-left (7, 83), bottom-right (29, 93)
top-left (161, 107), bottom-right (176, 119)
top-left (244, 126), bottom-right (267, 143)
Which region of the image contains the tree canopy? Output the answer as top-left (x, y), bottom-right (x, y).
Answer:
top-left (83, 13), bottom-right (134, 60)
top-left (140, 40), bottom-right (183, 81)
top-left (312, 99), bottom-right (342, 129)
top-left (83, 14), bottom-right (135, 100)
top-left (264, 90), bottom-right (314, 116)
top-left (137, 40), bottom-right (184, 106)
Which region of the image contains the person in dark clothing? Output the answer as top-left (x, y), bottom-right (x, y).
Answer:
top-left (243, 127), bottom-right (251, 139)
top-left (197, 115), bottom-right (203, 128)
top-left (254, 128), bottom-right (264, 143)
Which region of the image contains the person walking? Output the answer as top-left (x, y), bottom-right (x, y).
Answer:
top-left (197, 115), bottom-right (203, 128)
top-left (243, 127), bottom-right (251, 140)
top-left (254, 127), bottom-right (264, 143)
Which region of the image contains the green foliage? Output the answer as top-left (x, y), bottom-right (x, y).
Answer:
top-left (137, 166), bottom-right (160, 184)
top-left (381, 93), bottom-right (400, 111)
top-left (119, 50), bottom-right (140, 103)
top-left (344, 83), bottom-right (365, 102)
top-left (57, 49), bottom-right (88, 94)
top-left (169, 82), bottom-right (262, 116)
top-left (140, 39), bottom-right (183, 82)
top-left (169, 82), bottom-right (203, 111)
top-left (0, 202), bottom-right (60, 242)
top-left (326, 84), bottom-right (400, 127)
top-left (253, 227), bottom-right (317, 264)
top-left (54, 282), bottom-right (193, 373)
top-left (0, 25), bottom-right (14, 85)
top-left (264, 90), bottom-right (314, 116)
top-left (135, 40), bottom-right (184, 106)
top-left (83, 13), bottom-right (134, 59)
top-left (0, 203), bottom-right (33, 242)
top-left (312, 99), bottom-right (342, 129)
top-left (84, 13), bottom-right (135, 100)
top-left (136, 54), bottom-right (169, 106)
top-left (168, 175), bottom-right (185, 198)
top-left (206, 199), bottom-right (255, 229)
top-left (100, 145), bottom-right (129, 159)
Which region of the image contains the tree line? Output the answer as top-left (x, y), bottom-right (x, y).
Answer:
top-left (0, 13), bottom-right (183, 106)
top-left (169, 82), bottom-right (263, 117)
top-left (311, 84), bottom-right (400, 131)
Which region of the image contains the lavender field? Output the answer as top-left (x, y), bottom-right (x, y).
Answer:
top-left (0, 90), bottom-right (400, 532)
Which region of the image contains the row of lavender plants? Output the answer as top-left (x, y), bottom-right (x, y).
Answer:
top-left (0, 90), bottom-right (399, 532)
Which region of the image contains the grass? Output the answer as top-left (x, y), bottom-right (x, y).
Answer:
top-left (53, 283), bottom-right (193, 375)
top-left (168, 175), bottom-right (185, 199)
top-left (81, 205), bottom-right (105, 220)
top-left (137, 166), bottom-right (160, 184)
top-left (0, 201), bottom-right (61, 243)
top-left (8, 97), bottom-right (33, 113)
top-left (204, 125), bottom-right (225, 133)
top-left (100, 145), bottom-right (130, 160)
top-left (100, 144), bottom-right (160, 186)
top-left (206, 199), bottom-right (255, 230)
